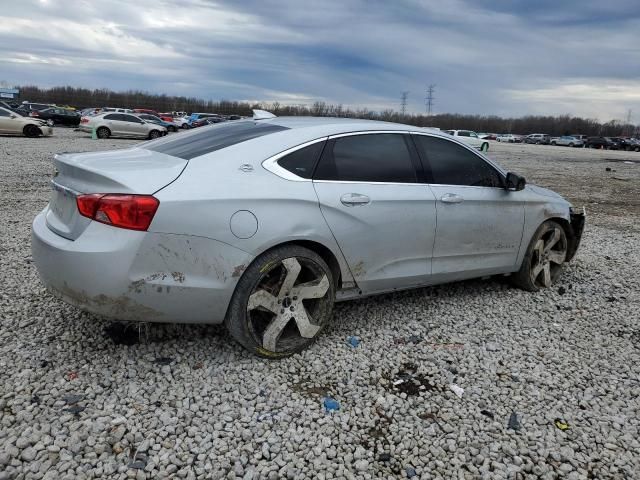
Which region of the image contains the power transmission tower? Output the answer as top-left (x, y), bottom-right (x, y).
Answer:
top-left (425, 84), bottom-right (436, 115)
top-left (400, 91), bottom-right (409, 116)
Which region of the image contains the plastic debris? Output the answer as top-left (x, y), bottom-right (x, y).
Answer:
top-left (557, 286), bottom-right (566, 295)
top-left (346, 336), bottom-right (361, 348)
top-left (154, 357), bottom-right (173, 365)
top-left (323, 397), bottom-right (340, 412)
top-left (62, 394), bottom-right (83, 405)
top-left (480, 409), bottom-right (494, 419)
top-left (507, 412), bottom-right (521, 431)
top-left (63, 405), bottom-right (85, 415)
top-left (128, 454), bottom-right (147, 470)
top-left (67, 371), bottom-right (79, 381)
top-left (406, 466), bottom-right (417, 478)
top-left (449, 384), bottom-right (464, 398)
top-left (407, 335), bottom-right (423, 344)
top-left (554, 418), bottom-right (570, 431)
top-left (378, 453), bottom-right (391, 462)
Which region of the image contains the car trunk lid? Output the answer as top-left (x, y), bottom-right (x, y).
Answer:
top-left (46, 148), bottom-right (187, 240)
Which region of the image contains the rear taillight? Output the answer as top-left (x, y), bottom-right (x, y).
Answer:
top-left (76, 194), bottom-right (159, 231)
top-left (30, 111), bottom-right (39, 117)
top-left (80, 117), bottom-right (89, 123)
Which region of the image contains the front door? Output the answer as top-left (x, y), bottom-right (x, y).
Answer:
top-left (412, 133), bottom-right (525, 279)
top-left (313, 132), bottom-right (437, 293)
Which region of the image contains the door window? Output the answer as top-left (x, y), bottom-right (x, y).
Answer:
top-left (103, 114), bottom-right (118, 120)
top-left (278, 141), bottom-right (326, 179)
top-left (121, 114), bottom-right (143, 123)
top-left (414, 135), bottom-right (503, 187)
top-left (0, 109), bottom-right (11, 117)
top-left (314, 133), bottom-right (417, 183)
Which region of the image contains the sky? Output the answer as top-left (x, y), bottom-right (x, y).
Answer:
top-left (1, 0), bottom-right (640, 121)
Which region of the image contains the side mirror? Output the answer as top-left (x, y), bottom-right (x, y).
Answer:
top-left (505, 172), bottom-right (526, 191)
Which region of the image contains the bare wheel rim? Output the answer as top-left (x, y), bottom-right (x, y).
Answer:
top-left (246, 257), bottom-right (331, 353)
top-left (530, 225), bottom-right (567, 288)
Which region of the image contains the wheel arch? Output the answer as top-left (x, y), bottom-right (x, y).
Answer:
top-left (547, 216), bottom-right (581, 262)
top-left (23, 123), bottom-right (42, 137)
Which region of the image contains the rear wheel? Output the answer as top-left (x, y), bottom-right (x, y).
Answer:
top-left (225, 245), bottom-right (335, 358)
top-left (23, 124), bottom-right (41, 137)
top-left (169, 125), bottom-right (177, 132)
top-left (96, 127), bottom-right (110, 139)
top-left (551, 141), bottom-right (556, 146)
top-left (181, 123), bottom-right (189, 129)
top-left (536, 141), bottom-right (541, 145)
top-left (568, 143), bottom-right (574, 147)
top-left (511, 220), bottom-right (568, 291)
top-left (148, 130), bottom-right (161, 139)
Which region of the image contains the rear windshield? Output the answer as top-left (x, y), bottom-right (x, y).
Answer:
top-left (143, 120), bottom-right (289, 160)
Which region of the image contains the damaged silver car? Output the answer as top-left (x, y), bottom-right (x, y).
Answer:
top-left (32, 113), bottom-right (585, 357)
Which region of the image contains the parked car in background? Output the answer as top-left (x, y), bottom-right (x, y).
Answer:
top-left (137, 113), bottom-right (179, 132)
top-left (525, 134), bottom-right (551, 145)
top-left (609, 137), bottom-right (634, 150)
top-left (31, 115), bottom-right (585, 357)
top-left (191, 116), bottom-right (226, 128)
top-left (479, 133), bottom-right (498, 140)
top-left (188, 113), bottom-right (223, 126)
top-left (0, 106), bottom-right (53, 137)
top-left (627, 138), bottom-right (640, 152)
top-left (496, 134), bottom-right (517, 143)
top-left (16, 102), bottom-right (53, 116)
top-left (571, 134), bottom-right (588, 143)
top-left (551, 136), bottom-right (583, 147)
top-left (172, 116), bottom-right (191, 129)
top-left (0, 100), bottom-right (20, 113)
top-left (443, 129), bottom-right (490, 151)
top-left (585, 137), bottom-right (615, 149)
top-left (102, 107), bottom-right (134, 114)
top-left (134, 108), bottom-right (161, 117)
top-left (30, 107), bottom-right (81, 127)
top-left (79, 112), bottom-right (167, 139)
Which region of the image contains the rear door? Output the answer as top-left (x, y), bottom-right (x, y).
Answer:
top-left (313, 132), bottom-right (437, 293)
top-left (120, 114), bottom-right (147, 137)
top-left (0, 108), bottom-right (13, 133)
top-left (412, 133), bottom-right (525, 279)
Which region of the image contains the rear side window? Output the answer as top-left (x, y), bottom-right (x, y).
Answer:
top-left (121, 114), bottom-right (142, 123)
top-left (103, 114), bottom-right (118, 120)
top-left (314, 133), bottom-right (417, 183)
top-left (278, 141), bottom-right (326, 179)
top-left (144, 121), bottom-right (289, 160)
top-left (414, 135), bottom-right (503, 188)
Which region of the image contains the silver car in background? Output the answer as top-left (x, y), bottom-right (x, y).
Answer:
top-left (79, 112), bottom-right (167, 139)
top-left (551, 136), bottom-right (584, 147)
top-left (32, 115), bottom-right (585, 357)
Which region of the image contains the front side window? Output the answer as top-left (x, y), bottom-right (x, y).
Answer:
top-left (314, 133), bottom-right (417, 183)
top-left (121, 114), bottom-right (143, 124)
top-left (413, 135), bottom-right (503, 188)
top-left (457, 131), bottom-right (471, 137)
top-left (278, 141), bottom-right (326, 179)
top-left (144, 120), bottom-right (289, 160)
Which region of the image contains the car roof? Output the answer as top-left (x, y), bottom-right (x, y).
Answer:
top-left (259, 116), bottom-right (443, 137)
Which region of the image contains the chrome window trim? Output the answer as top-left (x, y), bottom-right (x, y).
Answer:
top-left (313, 179), bottom-right (430, 186)
top-left (261, 137), bottom-right (328, 182)
top-left (327, 130), bottom-right (412, 139)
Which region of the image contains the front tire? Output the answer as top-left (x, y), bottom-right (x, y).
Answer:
top-left (148, 130), bottom-right (161, 139)
top-left (225, 245), bottom-right (336, 358)
top-left (23, 124), bottom-right (41, 137)
top-left (511, 221), bottom-right (568, 291)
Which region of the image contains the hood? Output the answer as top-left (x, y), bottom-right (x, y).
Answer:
top-left (526, 184), bottom-right (568, 202)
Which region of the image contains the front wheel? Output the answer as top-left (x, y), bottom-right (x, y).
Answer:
top-left (148, 130), bottom-right (161, 139)
top-left (23, 124), bottom-right (41, 137)
top-left (96, 127), bottom-right (110, 139)
top-left (511, 221), bottom-right (568, 291)
top-left (480, 142), bottom-right (489, 152)
top-left (226, 245), bottom-right (335, 358)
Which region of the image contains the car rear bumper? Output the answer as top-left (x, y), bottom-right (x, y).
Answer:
top-left (31, 210), bottom-right (252, 324)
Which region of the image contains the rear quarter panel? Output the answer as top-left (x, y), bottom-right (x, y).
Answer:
top-left (149, 131), bottom-right (355, 286)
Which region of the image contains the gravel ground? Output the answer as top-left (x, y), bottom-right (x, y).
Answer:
top-left (1, 129), bottom-right (639, 479)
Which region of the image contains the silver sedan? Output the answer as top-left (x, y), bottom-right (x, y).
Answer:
top-left (32, 114), bottom-right (585, 357)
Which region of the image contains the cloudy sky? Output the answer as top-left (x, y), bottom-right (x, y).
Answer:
top-left (2, 0), bottom-right (639, 120)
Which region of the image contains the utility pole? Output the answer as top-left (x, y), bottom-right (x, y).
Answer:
top-left (400, 91), bottom-right (409, 116)
top-left (425, 84), bottom-right (436, 115)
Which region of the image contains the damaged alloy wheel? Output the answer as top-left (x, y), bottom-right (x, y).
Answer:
top-left (512, 220), bottom-right (568, 291)
top-left (225, 245), bottom-right (335, 358)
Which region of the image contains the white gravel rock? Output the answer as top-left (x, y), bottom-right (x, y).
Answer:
top-left (1, 129), bottom-right (639, 478)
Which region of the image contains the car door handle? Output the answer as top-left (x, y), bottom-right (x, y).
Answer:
top-left (440, 193), bottom-right (464, 204)
top-left (340, 193), bottom-right (371, 206)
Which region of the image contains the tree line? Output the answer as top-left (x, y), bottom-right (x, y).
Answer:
top-left (13, 84), bottom-right (638, 137)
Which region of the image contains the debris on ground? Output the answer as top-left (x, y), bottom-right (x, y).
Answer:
top-left (407, 334), bottom-right (423, 344)
top-left (449, 384), bottom-right (464, 398)
top-left (346, 336), bottom-right (360, 348)
top-left (389, 363), bottom-right (438, 396)
top-left (406, 466), bottom-right (417, 478)
top-left (63, 405), bottom-right (85, 415)
top-left (480, 409), bottom-right (494, 419)
top-left (257, 411), bottom-right (279, 422)
top-left (554, 418), bottom-right (570, 431)
top-left (378, 453), bottom-right (391, 462)
top-left (558, 286), bottom-right (566, 295)
top-left (128, 453), bottom-right (148, 470)
top-left (508, 412), bottom-right (521, 431)
top-left (154, 357), bottom-right (174, 365)
top-left (322, 397), bottom-right (340, 412)
top-left (62, 394), bottom-right (83, 405)
top-left (66, 371), bottom-right (78, 381)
